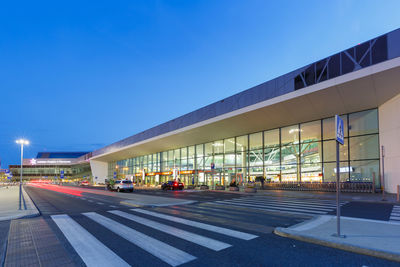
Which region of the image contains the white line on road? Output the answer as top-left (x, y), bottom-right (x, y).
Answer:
top-left (109, 205), bottom-right (118, 208)
top-left (83, 212), bottom-right (196, 266)
top-left (51, 214), bottom-right (129, 267)
top-left (227, 198), bottom-right (345, 207)
top-left (208, 202), bottom-right (323, 216)
top-left (213, 201), bottom-right (327, 214)
top-left (109, 210), bottom-right (231, 251)
top-left (132, 209), bottom-right (258, 240)
top-left (97, 202), bottom-right (104, 205)
top-left (215, 200), bottom-right (333, 212)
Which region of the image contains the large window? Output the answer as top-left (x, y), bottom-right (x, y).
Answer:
top-left (109, 109), bottom-right (380, 186)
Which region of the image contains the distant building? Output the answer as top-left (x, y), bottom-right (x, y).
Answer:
top-left (9, 152), bottom-right (92, 182)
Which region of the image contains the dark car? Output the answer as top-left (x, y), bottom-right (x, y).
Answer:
top-left (161, 180), bottom-right (184, 190)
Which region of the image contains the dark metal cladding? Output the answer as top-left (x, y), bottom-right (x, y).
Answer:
top-left (92, 28), bottom-right (400, 158)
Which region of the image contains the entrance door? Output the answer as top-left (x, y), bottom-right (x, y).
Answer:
top-left (206, 172), bottom-right (213, 188)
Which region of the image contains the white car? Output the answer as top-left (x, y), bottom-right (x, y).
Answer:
top-left (112, 180), bottom-right (134, 192)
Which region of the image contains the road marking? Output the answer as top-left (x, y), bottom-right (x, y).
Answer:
top-left (97, 202), bottom-right (104, 205)
top-left (212, 201), bottom-right (326, 214)
top-left (51, 214), bottom-right (129, 267)
top-left (225, 197), bottom-right (341, 207)
top-left (132, 209), bottom-right (257, 240)
top-left (215, 200), bottom-right (333, 212)
top-left (208, 202), bottom-right (322, 216)
top-left (83, 212), bottom-right (196, 266)
top-left (109, 210), bottom-right (231, 251)
top-left (389, 206), bottom-right (400, 222)
top-left (229, 197), bottom-right (345, 207)
top-left (81, 198), bottom-right (87, 200)
top-left (109, 205), bottom-right (117, 208)
top-left (242, 197), bottom-right (348, 206)
top-left (88, 200), bottom-right (93, 202)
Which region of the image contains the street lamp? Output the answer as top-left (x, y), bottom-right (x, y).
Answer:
top-left (16, 139), bottom-right (29, 210)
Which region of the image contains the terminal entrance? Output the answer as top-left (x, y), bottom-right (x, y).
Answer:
top-left (179, 174), bottom-right (195, 187)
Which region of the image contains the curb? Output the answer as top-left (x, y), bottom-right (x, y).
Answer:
top-left (20, 186), bottom-right (40, 219)
top-left (274, 227), bottom-right (400, 263)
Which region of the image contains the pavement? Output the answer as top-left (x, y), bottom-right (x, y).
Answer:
top-left (275, 215), bottom-right (400, 262)
top-left (82, 184), bottom-right (400, 262)
top-left (0, 185), bottom-right (40, 221)
top-left (18, 186), bottom-right (400, 266)
top-left (1, 183), bottom-right (400, 265)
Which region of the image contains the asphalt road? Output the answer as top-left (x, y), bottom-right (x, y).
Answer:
top-left (1, 185), bottom-right (392, 266)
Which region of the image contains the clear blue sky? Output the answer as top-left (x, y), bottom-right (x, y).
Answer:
top-left (1, 0), bottom-right (400, 168)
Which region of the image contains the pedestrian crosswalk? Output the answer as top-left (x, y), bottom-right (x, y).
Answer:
top-left (48, 195), bottom-right (352, 266)
top-left (52, 214), bottom-right (130, 267)
top-left (51, 207), bottom-right (259, 267)
top-left (389, 205), bottom-right (400, 223)
top-left (209, 195), bottom-right (348, 216)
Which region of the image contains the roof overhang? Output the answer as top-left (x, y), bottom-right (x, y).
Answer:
top-left (91, 57), bottom-right (400, 162)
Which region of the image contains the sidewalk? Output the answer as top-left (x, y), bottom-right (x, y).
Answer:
top-left (275, 215), bottom-right (400, 262)
top-left (0, 186), bottom-right (40, 221)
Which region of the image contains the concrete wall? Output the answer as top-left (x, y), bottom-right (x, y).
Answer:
top-left (379, 92), bottom-right (400, 193)
top-left (90, 160), bottom-right (108, 184)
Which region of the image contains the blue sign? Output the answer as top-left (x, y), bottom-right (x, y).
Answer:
top-left (335, 115), bottom-right (344, 145)
top-left (113, 172), bottom-right (117, 179)
top-left (60, 170), bottom-right (64, 179)
top-left (211, 163), bottom-right (215, 169)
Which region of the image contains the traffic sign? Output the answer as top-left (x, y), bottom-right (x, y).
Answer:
top-left (335, 115), bottom-right (344, 145)
top-left (113, 172), bottom-right (117, 179)
top-left (211, 163), bottom-right (215, 169)
top-left (60, 170), bottom-right (64, 179)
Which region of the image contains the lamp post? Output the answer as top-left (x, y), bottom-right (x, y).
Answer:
top-left (16, 139), bottom-right (29, 210)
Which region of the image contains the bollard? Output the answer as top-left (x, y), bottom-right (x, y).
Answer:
top-left (397, 185), bottom-right (399, 202)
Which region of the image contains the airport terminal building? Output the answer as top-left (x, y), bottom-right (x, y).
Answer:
top-left (9, 152), bottom-right (92, 182)
top-left (38, 29), bottom-right (400, 193)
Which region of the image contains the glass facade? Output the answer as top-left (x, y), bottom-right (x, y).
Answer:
top-left (109, 109), bottom-right (380, 187)
top-left (10, 163), bottom-right (92, 181)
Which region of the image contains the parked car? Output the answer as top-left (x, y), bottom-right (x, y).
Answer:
top-left (161, 180), bottom-right (184, 190)
top-left (80, 180), bottom-right (90, 186)
top-left (111, 180), bottom-right (134, 192)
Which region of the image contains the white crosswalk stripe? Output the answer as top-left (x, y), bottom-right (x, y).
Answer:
top-left (51, 214), bottom-right (129, 267)
top-left (83, 212), bottom-right (196, 266)
top-left (389, 205), bottom-right (400, 222)
top-left (132, 208), bottom-right (258, 240)
top-left (109, 210), bottom-right (231, 251)
top-left (208, 196), bottom-right (347, 216)
top-left (52, 208), bottom-right (259, 266)
top-left (216, 199), bottom-right (334, 211)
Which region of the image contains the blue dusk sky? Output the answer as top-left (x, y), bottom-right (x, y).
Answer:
top-left (1, 1), bottom-right (400, 167)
